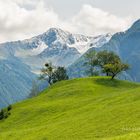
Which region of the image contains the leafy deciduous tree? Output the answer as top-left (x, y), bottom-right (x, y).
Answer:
top-left (103, 63), bottom-right (129, 79)
top-left (39, 63), bottom-right (55, 85)
top-left (52, 67), bottom-right (69, 83)
top-left (96, 50), bottom-right (120, 76)
top-left (84, 50), bottom-right (129, 80)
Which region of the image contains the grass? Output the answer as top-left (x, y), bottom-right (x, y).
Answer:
top-left (0, 77), bottom-right (140, 139)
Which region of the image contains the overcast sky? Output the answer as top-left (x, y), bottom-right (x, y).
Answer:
top-left (0, 0), bottom-right (139, 43)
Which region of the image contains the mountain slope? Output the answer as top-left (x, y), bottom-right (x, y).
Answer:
top-left (97, 19), bottom-right (140, 81)
top-left (0, 77), bottom-right (140, 140)
top-left (0, 58), bottom-right (36, 108)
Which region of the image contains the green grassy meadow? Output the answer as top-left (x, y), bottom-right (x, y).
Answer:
top-left (1, 77), bottom-right (140, 139)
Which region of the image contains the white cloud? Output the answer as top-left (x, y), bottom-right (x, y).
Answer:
top-left (0, 0), bottom-right (134, 43)
top-left (70, 5), bottom-right (133, 35)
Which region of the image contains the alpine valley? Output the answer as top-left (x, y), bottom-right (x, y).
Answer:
top-left (1, 19), bottom-right (140, 108)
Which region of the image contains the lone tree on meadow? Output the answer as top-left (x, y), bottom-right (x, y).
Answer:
top-left (103, 62), bottom-right (129, 80)
top-left (84, 50), bottom-right (129, 80)
top-left (96, 50), bottom-right (129, 79)
top-left (96, 51), bottom-right (120, 76)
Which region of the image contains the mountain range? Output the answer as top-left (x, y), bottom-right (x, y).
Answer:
top-left (1, 19), bottom-right (140, 108)
top-left (0, 28), bottom-right (111, 108)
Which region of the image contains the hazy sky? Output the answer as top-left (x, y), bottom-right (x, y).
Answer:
top-left (0, 0), bottom-right (139, 43)
top-left (45, 0), bottom-right (140, 19)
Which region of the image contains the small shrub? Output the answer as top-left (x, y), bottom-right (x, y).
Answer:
top-left (7, 105), bottom-right (12, 111)
top-left (0, 105), bottom-right (12, 120)
top-left (8, 112), bottom-right (11, 116)
top-left (4, 113), bottom-right (8, 119)
top-left (0, 109), bottom-right (4, 120)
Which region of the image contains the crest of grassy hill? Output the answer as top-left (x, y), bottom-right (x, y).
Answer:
top-left (1, 77), bottom-right (140, 140)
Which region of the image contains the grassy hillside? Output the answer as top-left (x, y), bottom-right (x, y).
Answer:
top-left (1, 77), bottom-right (140, 140)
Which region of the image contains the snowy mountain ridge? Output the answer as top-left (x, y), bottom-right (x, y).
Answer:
top-left (13, 28), bottom-right (112, 58)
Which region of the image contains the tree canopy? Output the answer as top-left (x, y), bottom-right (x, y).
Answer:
top-left (39, 63), bottom-right (68, 85)
top-left (52, 67), bottom-right (69, 83)
top-left (84, 50), bottom-right (129, 79)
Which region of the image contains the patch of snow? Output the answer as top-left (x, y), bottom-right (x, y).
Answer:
top-left (69, 40), bottom-right (90, 54)
top-left (15, 41), bottom-right (48, 58)
top-left (69, 34), bottom-right (112, 54)
top-left (31, 42), bottom-right (48, 55)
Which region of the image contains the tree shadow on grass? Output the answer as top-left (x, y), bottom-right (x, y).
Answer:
top-left (94, 77), bottom-right (121, 87)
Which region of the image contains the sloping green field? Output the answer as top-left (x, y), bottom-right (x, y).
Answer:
top-left (1, 77), bottom-right (140, 140)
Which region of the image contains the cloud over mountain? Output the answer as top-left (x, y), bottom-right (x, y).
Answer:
top-left (0, 0), bottom-right (133, 42)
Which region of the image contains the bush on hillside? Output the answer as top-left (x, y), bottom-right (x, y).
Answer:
top-left (0, 109), bottom-right (4, 120)
top-left (0, 105), bottom-right (12, 120)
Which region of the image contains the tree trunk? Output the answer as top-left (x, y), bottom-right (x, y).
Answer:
top-left (111, 75), bottom-right (115, 80)
top-left (48, 76), bottom-right (52, 86)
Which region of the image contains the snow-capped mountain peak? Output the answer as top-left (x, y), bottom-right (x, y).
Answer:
top-left (38, 28), bottom-right (111, 54)
top-left (69, 33), bottom-right (112, 54)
